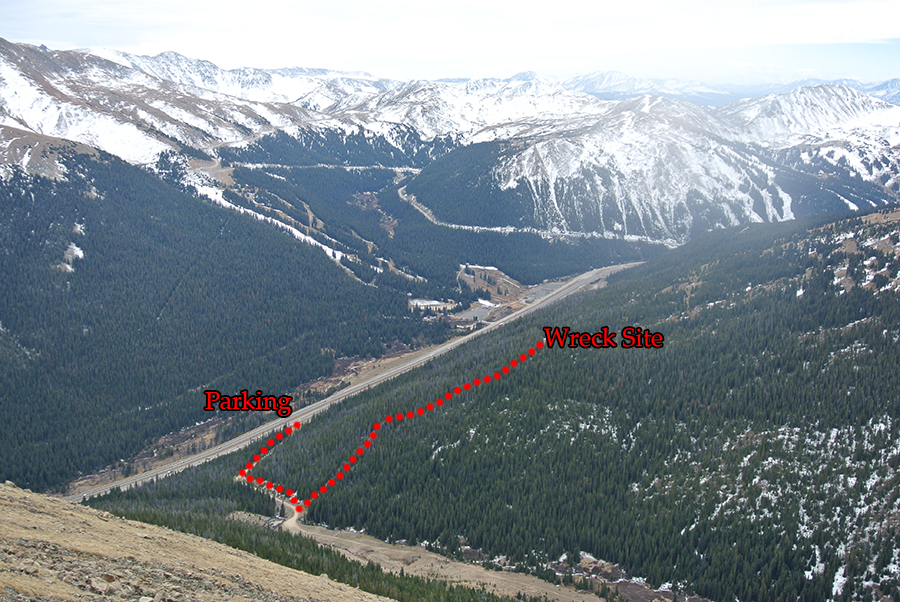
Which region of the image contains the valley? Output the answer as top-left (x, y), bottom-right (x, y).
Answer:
top-left (1, 35), bottom-right (899, 602)
top-left (89, 207), bottom-right (898, 602)
top-left (62, 261), bottom-right (635, 502)
top-left (4, 39), bottom-right (899, 252)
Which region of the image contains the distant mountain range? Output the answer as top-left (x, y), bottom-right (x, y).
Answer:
top-left (562, 70), bottom-right (900, 107)
top-left (1, 37), bottom-right (898, 248)
top-left (2, 39), bottom-right (899, 602)
top-left (62, 45), bottom-right (900, 108)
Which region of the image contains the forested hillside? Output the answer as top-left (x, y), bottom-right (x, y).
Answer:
top-left (216, 127), bottom-right (456, 168)
top-left (91, 208), bottom-right (900, 602)
top-left (226, 162), bottom-right (657, 290)
top-left (4, 37), bottom-right (900, 602)
top-left (259, 210), bottom-right (900, 602)
top-left (0, 150), bottom-right (447, 492)
top-left (0, 129), bottom-right (657, 494)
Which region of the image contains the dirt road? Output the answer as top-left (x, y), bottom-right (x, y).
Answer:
top-left (280, 507), bottom-right (603, 602)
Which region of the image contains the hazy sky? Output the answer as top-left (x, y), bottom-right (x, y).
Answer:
top-left (2, 0), bottom-right (899, 84)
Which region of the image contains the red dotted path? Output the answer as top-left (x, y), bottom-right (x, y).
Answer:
top-left (239, 340), bottom-right (545, 514)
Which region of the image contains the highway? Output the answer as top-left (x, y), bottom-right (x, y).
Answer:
top-left (64, 262), bottom-right (640, 503)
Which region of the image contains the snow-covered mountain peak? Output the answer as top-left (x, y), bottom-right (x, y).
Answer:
top-left (2, 38), bottom-right (898, 249)
top-left (421, 83), bottom-right (899, 245)
top-left (604, 94), bottom-right (719, 123)
top-left (563, 70), bottom-right (656, 95)
top-left (73, 48), bottom-right (283, 101)
top-left (1, 38), bottom-right (331, 164)
top-left (271, 66), bottom-right (376, 79)
top-left (341, 77), bottom-right (609, 141)
top-left (561, 70), bottom-right (733, 105)
top-left (505, 71), bottom-right (546, 82)
top-left (719, 84), bottom-right (900, 147)
top-left (67, 46), bottom-right (403, 108)
top-left (74, 46), bottom-right (133, 69)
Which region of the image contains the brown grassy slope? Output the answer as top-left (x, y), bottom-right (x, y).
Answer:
top-left (0, 481), bottom-right (390, 602)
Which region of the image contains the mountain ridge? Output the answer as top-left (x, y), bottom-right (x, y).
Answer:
top-left (1, 37), bottom-right (898, 249)
top-left (66, 44), bottom-right (900, 108)
top-left (406, 85), bottom-right (898, 244)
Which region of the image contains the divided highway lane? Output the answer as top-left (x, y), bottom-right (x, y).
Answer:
top-left (64, 262), bottom-right (640, 503)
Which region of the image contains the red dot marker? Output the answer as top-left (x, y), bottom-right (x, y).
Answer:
top-left (239, 340), bottom-right (541, 511)
top-left (296, 505), bottom-right (303, 512)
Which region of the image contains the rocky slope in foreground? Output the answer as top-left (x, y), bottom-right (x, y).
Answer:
top-left (0, 482), bottom-right (388, 602)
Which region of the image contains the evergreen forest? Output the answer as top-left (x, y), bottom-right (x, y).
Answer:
top-left (0, 151), bottom-right (447, 492)
top-left (89, 209), bottom-right (900, 602)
